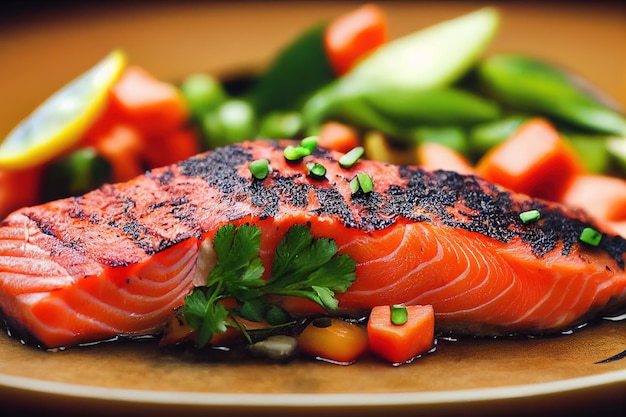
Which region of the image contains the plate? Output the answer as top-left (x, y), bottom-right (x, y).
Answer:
top-left (1, 1), bottom-right (625, 416)
top-left (1, 320), bottom-right (625, 416)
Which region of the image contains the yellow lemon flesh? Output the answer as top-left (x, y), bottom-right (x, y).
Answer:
top-left (0, 49), bottom-right (126, 170)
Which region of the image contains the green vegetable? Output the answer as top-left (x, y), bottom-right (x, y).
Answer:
top-left (300, 135), bottom-right (319, 151)
top-left (341, 7), bottom-right (499, 93)
top-left (519, 209), bottom-right (541, 224)
top-left (339, 146), bottom-right (365, 168)
top-left (249, 159), bottom-right (271, 180)
top-left (468, 115), bottom-right (529, 157)
top-left (410, 126), bottom-right (468, 155)
top-left (283, 145), bottom-right (311, 161)
top-left (302, 8), bottom-right (500, 134)
top-left (350, 172), bottom-right (374, 194)
top-left (565, 133), bottom-right (612, 174)
top-left (249, 23), bottom-right (335, 115)
top-left (579, 227), bottom-right (602, 246)
top-left (390, 305), bottom-right (408, 326)
top-left (365, 87), bottom-right (501, 127)
top-left (180, 73), bottom-right (227, 121)
top-left (258, 111), bottom-right (303, 139)
top-left (43, 147), bottom-right (111, 201)
top-left (183, 224), bottom-right (357, 347)
top-left (202, 99), bottom-right (257, 148)
top-left (306, 161), bottom-right (327, 179)
top-left (477, 53), bottom-right (626, 136)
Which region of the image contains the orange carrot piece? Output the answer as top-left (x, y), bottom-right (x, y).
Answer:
top-left (109, 66), bottom-right (189, 135)
top-left (417, 141), bottom-right (476, 175)
top-left (562, 174), bottom-right (626, 222)
top-left (317, 121), bottom-right (361, 153)
top-left (144, 129), bottom-right (200, 168)
top-left (367, 305), bottom-right (435, 364)
top-left (92, 124), bottom-right (146, 183)
top-left (476, 118), bottom-right (585, 201)
top-left (0, 166), bottom-right (42, 218)
top-left (298, 317), bottom-right (368, 363)
top-left (324, 3), bottom-right (388, 76)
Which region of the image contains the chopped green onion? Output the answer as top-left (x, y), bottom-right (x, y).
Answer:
top-left (357, 173), bottom-right (374, 193)
top-left (283, 145), bottom-right (311, 161)
top-left (339, 146), bottom-right (364, 168)
top-left (349, 176), bottom-right (360, 194)
top-left (390, 305), bottom-right (408, 326)
top-left (306, 161), bottom-right (327, 179)
top-left (579, 227), bottom-right (602, 246)
top-left (249, 159), bottom-right (270, 180)
top-left (519, 209), bottom-right (541, 223)
top-left (301, 136), bottom-right (318, 151)
top-left (350, 172), bottom-right (374, 194)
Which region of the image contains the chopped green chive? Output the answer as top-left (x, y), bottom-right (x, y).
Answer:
top-left (249, 159), bottom-right (270, 180)
top-left (301, 136), bottom-right (318, 151)
top-left (357, 173), bottom-right (374, 193)
top-left (350, 172), bottom-right (374, 194)
top-left (579, 227), bottom-right (602, 246)
top-left (519, 209), bottom-right (541, 223)
top-left (283, 145), bottom-right (311, 161)
top-left (339, 146), bottom-right (364, 168)
top-left (306, 161), bottom-right (327, 179)
top-left (349, 176), bottom-right (360, 194)
top-left (390, 305), bottom-right (408, 326)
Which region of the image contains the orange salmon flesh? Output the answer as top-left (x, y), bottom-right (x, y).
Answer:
top-left (0, 140), bottom-right (625, 348)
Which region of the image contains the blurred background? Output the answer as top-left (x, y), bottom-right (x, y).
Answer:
top-left (1, 0), bottom-right (624, 140)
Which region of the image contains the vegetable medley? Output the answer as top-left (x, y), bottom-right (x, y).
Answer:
top-left (1, 4), bottom-right (625, 364)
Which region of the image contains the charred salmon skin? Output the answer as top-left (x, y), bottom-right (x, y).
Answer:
top-left (0, 140), bottom-right (625, 348)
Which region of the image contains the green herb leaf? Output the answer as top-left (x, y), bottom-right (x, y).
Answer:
top-left (182, 223), bottom-right (357, 348)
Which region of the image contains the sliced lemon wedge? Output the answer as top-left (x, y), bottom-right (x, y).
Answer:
top-left (0, 49), bottom-right (126, 170)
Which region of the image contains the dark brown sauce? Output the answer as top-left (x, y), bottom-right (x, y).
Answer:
top-left (2, 310), bottom-right (624, 365)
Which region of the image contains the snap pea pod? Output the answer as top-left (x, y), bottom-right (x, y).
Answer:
top-left (302, 7), bottom-right (499, 135)
top-left (468, 115), bottom-right (530, 157)
top-left (564, 132), bottom-right (612, 174)
top-left (409, 126), bottom-right (468, 155)
top-left (477, 53), bottom-right (626, 136)
top-left (365, 87), bottom-right (501, 127)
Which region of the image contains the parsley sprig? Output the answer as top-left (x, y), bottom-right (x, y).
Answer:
top-left (182, 223), bottom-right (357, 347)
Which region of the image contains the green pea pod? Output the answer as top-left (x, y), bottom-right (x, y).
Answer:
top-left (564, 132), bottom-right (612, 174)
top-left (43, 147), bottom-right (111, 201)
top-left (249, 23), bottom-right (334, 116)
top-left (303, 7), bottom-right (499, 132)
top-left (468, 115), bottom-right (530, 157)
top-left (409, 126), bottom-right (469, 156)
top-left (365, 87), bottom-right (500, 127)
top-left (477, 53), bottom-right (626, 136)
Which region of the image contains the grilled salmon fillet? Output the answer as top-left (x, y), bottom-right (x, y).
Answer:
top-left (1, 140), bottom-right (625, 348)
